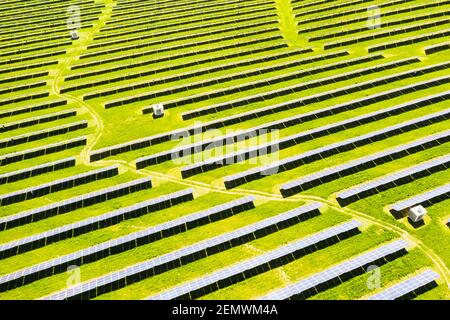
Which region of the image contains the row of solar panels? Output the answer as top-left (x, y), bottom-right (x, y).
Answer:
top-left (66, 35), bottom-right (285, 81)
top-left (0, 165), bottom-right (119, 206)
top-left (0, 157), bottom-right (76, 185)
top-left (367, 269), bottom-right (439, 300)
top-left (83, 45), bottom-right (313, 101)
top-left (0, 120), bottom-right (88, 149)
top-left (0, 109), bottom-right (76, 133)
top-left (90, 9), bottom-right (278, 51)
top-left (0, 136), bottom-right (87, 167)
top-left (280, 129), bottom-right (450, 197)
top-left (170, 51), bottom-right (380, 117)
top-left (41, 202), bottom-right (322, 300)
top-left (390, 182), bottom-right (450, 215)
top-left (0, 90), bottom-right (49, 107)
top-left (425, 41), bottom-right (450, 55)
top-left (90, 67), bottom-right (450, 164)
top-left (0, 0), bottom-right (94, 12)
top-left (0, 188), bottom-right (194, 261)
top-left (312, 9), bottom-right (450, 42)
top-left (107, 0), bottom-right (274, 30)
top-left (0, 49), bottom-right (66, 68)
top-left (72, 29), bottom-right (283, 71)
top-left (0, 177), bottom-right (153, 231)
top-left (97, 2), bottom-right (275, 41)
top-left (148, 219), bottom-right (362, 300)
top-left (298, 0), bottom-right (420, 33)
top-left (224, 107), bottom-right (450, 190)
top-left (324, 18), bottom-right (450, 50)
top-left (337, 154), bottom-right (450, 206)
top-left (0, 71), bottom-right (48, 86)
top-left (368, 28), bottom-right (450, 53)
top-left (261, 240), bottom-right (409, 300)
top-left (180, 89), bottom-right (450, 179)
top-left (0, 196), bottom-right (255, 292)
top-left (81, 21), bottom-right (280, 62)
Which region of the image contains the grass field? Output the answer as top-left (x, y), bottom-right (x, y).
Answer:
top-left (0, 0), bottom-right (449, 300)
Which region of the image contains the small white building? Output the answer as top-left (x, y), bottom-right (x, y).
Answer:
top-left (408, 205), bottom-right (427, 223)
top-left (153, 103), bottom-right (165, 117)
top-left (70, 30), bottom-right (79, 40)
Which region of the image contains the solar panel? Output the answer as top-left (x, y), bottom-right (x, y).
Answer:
top-left (261, 239), bottom-right (408, 300)
top-left (367, 269), bottom-right (439, 300)
top-left (147, 220), bottom-right (362, 300)
top-left (40, 202), bottom-right (322, 300)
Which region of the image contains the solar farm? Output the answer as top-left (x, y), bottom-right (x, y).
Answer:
top-left (0, 0), bottom-right (449, 301)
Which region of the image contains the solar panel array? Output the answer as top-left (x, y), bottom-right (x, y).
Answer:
top-left (280, 129), bottom-right (450, 197)
top-left (0, 188), bottom-right (194, 260)
top-left (336, 154), bottom-right (450, 206)
top-left (261, 240), bottom-right (409, 300)
top-left (390, 182), bottom-right (450, 215)
top-left (367, 269), bottom-right (440, 300)
top-left (0, 196), bottom-right (255, 292)
top-left (41, 202), bottom-right (322, 300)
top-left (147, 219), bottom-right (362, 300)
top-left (0, 177), bottom-right (153, 231)
top-left (0, 165), bottom-right (119, 206)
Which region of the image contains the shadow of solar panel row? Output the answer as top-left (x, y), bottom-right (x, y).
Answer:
top-left (0, 50), bottom-right (66, 67)
top-left (158, 53), bottom-right (394, 111)
top-left (0, 71), bottom-right (48, 85)
top-left (181, 57), bottom-right (446, 124)
top-left (367, 270), bottom-right (439, 300)
top-left (298, 0), bottom-right (439, 34)
top-left (447, 218), bottom-right (450, 227)
top-left (41, 202), bottom-right (321, 300)
top-left (368, 28), bottom-right (450, 52)
top-left (312, 10), bottom-right (450, 42)
top-left (0, 109), bottom-right (77, 133)
top-left (281, 129), bottom-right (450, 197)
top-left (0, 165), bottom-right (119, 206)
top-left (0, 99), bottom-right (67, 119)
top-left (82, 19), bottom-right (278, 60)
top-left (0, 195), bottom-right (254, 291)
top-left (0, 80), bottom-right (47, 96)
top-left (65, 45), bottom-right (311, 95)
top-left (91, 69), bottom-right (449, 163)
top-left (180, 91), bottom-right (450, 179)
top-left (107, 0), bottom-right (274, 29)
top-left (73, 28), bottom-right (282, 70)
top-left (92, 10), bottom-right (276, 49)
top-left (0, 90), bottom-right (49, 107)
top-left (390, 182), bottom-right (450, 215)
top-left (0, 61), bottom-right (56, 76)
top-left (97, 4), bottom-right (275, 40)
top-left (0, 136), bottom-right (86, 167)
top-left (295, 0), bottom-right (373, 18)
top-left (297, 0), bottom-right (413, 25)
top-left (425, 41), bottom-right (450, 55)
top-left (0, 121), bottom-right (88, 149)
top-left (148, 219), bottom-right (362, 300)
top-left (324, 18), bottom-right (450, 50)
top-left (0, 157), bottom-right (76, 185)
top-left (0, 177), bottom-right (152, 231)
top-left (137, 50), bottom-right (358, 113)
top-left (337, 154), bottom-right (450, 206)
top-left (224, 107), bottom-right (450, 190)
top-left (67, 40), bottom-right (286, 80)
top-left (0, 188), bottom-right (194, 263)
top-left (261, 239), bottom-right (409, 300)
